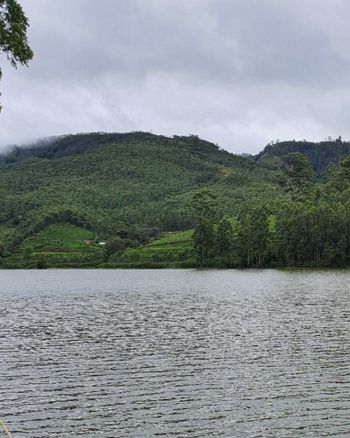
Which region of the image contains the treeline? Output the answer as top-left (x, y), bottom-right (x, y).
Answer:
top-left (192, 153), bottom-right (350, 268)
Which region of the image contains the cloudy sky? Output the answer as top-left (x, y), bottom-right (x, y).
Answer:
top-left (1, 0), bottom-right (350, 153)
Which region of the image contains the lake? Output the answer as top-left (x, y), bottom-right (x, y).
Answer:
top-left (0, 269), bottom-right (349, 437)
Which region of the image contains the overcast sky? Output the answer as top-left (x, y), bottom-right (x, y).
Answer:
top-left (1, 0), bottom-right (350, 153)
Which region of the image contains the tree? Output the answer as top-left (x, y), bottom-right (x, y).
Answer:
top-left (36, 257), bottom-right (47, 269)
top-left (22, 245), bottom-right (33, 259)
top-left (281, 152), bottom-right (314, 191)
top-left (216, 216), bottom-right (234, 266)
top-left (237, 204), bottom-right (270, 267)
top-left (192, 220), bottom-right (215, 267)
top-left (191, 190), bottom-right (217, 267)
top-left (328, 156), bottom-right (350, 191)
top-left (105, 237), bottom-right (126, 258)
top-left (191, 189), bottom-right (217, 223)
top-left (0, 0), bottom-right (33, 109)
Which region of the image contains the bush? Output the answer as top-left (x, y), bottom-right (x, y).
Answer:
top-left (105, 237), bottom-right (126, 257)
top-left (36, 258), bottom-right (47, 269)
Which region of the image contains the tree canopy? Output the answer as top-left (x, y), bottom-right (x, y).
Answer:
top-left (0, 0), bottom-right (33, 109)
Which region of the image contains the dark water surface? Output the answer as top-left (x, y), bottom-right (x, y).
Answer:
top-left (0, 269), bottom-right (350, 437)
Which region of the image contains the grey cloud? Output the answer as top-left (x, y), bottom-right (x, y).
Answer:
top-left (1, 0), bottom-right (350, 152)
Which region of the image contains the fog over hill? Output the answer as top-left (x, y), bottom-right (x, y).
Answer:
top-left (3, 0), bottom-right (350, 152)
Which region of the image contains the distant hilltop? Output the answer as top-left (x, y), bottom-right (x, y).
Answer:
top-left (255, 137), bottom-right (350, 175)
top-left (3, 131), bottom-right (350, 175)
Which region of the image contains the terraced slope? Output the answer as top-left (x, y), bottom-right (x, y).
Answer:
top-left (0, 131), bottom-right (283, 267)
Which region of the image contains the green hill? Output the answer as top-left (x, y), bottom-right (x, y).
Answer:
top-left (256, 138), bottom-right (350, 175)
top-left (0, 131), bottom-right (284, 267)
top-left (2, 131), bottom-right (350, 268)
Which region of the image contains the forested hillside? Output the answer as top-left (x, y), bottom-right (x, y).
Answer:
top-left (256, 138), bottom-right (350, 175)
top-left (0, 132), bottom-right (282, 267)
top-left (2, 131), bottom-right (350, 268)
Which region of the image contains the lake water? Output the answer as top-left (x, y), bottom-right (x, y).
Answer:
top-left (0, 269), bottom-right (350, 437)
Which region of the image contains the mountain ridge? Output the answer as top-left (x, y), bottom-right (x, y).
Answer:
top-left (3, 133), bottom-right (350, 176)
top-left (1, 131), bottom-right (350, 268)
top-left (255, 138), bottom-right (350, 174)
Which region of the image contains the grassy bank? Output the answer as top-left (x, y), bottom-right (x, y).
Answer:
top-left (0, 225), bottom-right (194, 269)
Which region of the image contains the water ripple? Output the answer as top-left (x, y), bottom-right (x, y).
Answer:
top-left (0, 269), bottom-right (349, 437)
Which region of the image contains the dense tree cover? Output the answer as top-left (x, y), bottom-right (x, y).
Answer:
top-left (0, 0), bottom-right (33, 109)
top-left (281, 152), bottom-right (315, 190)
top-left (192, 153), bottom-right (350, 268)
top-left (256, 138), bottom-right (350, 175)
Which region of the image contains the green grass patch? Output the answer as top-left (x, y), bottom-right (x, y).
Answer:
top-left (19, 223), bottom-right (103, 266)
top-left (111, 230), bottom-right (194, 266)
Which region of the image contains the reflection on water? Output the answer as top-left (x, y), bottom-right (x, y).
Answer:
top-left (0, 269), bottom-right (350, 437)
